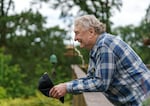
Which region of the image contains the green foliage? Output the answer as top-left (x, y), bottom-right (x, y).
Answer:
top-left (0, 87), bottom-right (7, 99)
top-left (42, 0), bottom-right (122, 32)
top-left (0, 48), bottom-right (25, 98)
top-left (0, 91), bottom-right (71, 106)
top-left (0, 3), bottom-right (74, 98)
top-left (142, 97), bottom-right (150, 106)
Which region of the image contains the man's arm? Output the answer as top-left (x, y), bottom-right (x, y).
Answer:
top-left (50, 45), bottom-right (116, 98)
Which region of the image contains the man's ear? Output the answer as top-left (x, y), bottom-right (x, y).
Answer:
top-left (89, 27), bottom-right (95, 34)
top-left (88, 27), bottom-right (95, 39)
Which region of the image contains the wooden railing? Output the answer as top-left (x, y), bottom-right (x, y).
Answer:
top-left (71, 65), bottom-right (113, 106)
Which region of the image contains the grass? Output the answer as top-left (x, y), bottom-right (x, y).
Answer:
top-left (0, 91), bottom-right (72, 106)
top-left (142, 97), bottom-right (150, 106)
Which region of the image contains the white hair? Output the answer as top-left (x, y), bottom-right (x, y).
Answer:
top-left (74, 15), bottom-right (106, 35)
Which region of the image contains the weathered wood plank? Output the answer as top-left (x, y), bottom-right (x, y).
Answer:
top-left (71, 65), bottom-right (113, 106)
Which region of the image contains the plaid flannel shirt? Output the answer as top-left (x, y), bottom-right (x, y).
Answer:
top-left (67, 32), bottom-right (150, 106)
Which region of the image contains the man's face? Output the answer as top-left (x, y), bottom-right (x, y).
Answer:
top-left (74, 25), bottom-right (91, 49)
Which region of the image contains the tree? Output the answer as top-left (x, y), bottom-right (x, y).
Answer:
top-left (35, 0), bottom-right (122, 33)
top-left (0, 0), bottom-right (15, 47)
top-left (144, 4), bottom-right (150, 46)
top-left (145, 4), bottom-right (150, 23)
top-left (0, 48), bottom-right (25, 98)
top-left (0, 0), bottom-right (73, 97)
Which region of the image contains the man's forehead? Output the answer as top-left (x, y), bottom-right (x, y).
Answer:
top-left (74, 25), bottom-right (83, 31)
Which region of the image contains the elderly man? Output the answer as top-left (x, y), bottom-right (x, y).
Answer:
top-left (49, 15), bottom-right (150, 106)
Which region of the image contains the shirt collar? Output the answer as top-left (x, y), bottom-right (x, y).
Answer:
top-left (90, 32), bottom-right (107, 58)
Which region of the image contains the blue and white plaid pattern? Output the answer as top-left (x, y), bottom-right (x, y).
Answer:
top-left (67, 33), bottom-right (150, 105)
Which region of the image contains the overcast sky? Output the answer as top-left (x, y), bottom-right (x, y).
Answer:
top-left (12, 0), bottom-right (150, 45)
top-left (13, 0), bottom-right (150, 28)
top-left (111, 0), bottom-right (150, 27)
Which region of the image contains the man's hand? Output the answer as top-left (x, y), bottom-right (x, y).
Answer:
top-left (49, 83), bottom-right (67, 99)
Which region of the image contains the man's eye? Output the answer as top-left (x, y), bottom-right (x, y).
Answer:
top-left (75, 32), bottom-right (79, 35)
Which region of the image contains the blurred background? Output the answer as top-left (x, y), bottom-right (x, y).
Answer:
top-left (0, 0), bottom-right (150, 105)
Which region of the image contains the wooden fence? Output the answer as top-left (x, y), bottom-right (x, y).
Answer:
top-left (71, 65), bottom-right (113, 106)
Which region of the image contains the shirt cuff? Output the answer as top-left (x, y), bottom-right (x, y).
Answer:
top-left (66, 82), bottom-right (73, 93)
